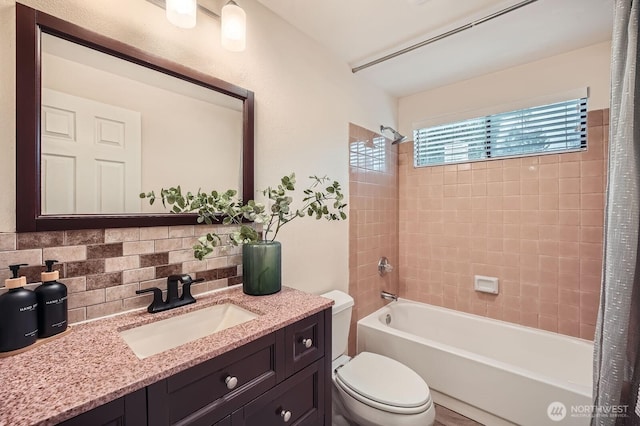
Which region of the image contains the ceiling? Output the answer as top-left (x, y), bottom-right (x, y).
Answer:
top-left (255, 0), bottom-right (614, 98)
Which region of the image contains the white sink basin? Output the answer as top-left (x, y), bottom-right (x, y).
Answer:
top-left (119, 303), bottom-right (259, 359)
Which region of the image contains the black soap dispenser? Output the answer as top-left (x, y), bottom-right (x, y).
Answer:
top-left (0, 264), bottom-right (38, 352)
top-left (35, 260), bottom-right (68, 338)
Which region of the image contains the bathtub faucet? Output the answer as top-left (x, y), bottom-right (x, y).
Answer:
top-left (380, 291), bottom-right (398, 302)
top-left (378, 257), bottom-right (394, 276)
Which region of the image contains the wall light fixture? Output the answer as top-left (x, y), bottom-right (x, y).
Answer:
top-left (221, 1), bottom-right (246, 52)
top-left (147, 0), bottom-right (247, 52)
top-left (166, 0), bottom-right (197, 28)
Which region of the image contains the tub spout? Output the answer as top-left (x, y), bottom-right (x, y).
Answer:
top-left (381, 291), bottom-right (398, 302)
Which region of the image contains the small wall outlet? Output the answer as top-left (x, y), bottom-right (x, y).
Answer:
top-left (474, 275), bottom-right (499, 294)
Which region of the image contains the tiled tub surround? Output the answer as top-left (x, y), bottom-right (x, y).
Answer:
top-left (0, 285), bottom-right (332, 426)
top-left (0, 226), bottom-right (244, 323)
top-left (398, 109), bottom-right (608, 340)
top-left (348, 123), bottom-right (399, 355)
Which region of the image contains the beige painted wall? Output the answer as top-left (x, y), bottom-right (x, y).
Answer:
top-left (399, 41), bottom-right (611, 138)
top-left (0, 0), bottom-right (397, 295)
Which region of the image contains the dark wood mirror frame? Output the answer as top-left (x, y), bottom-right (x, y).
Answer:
top-left (15, 4), bottom-right (254, 232)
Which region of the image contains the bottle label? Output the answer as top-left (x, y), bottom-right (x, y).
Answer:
top-left (52, 320), bottom-right (67, 328)
top-left (19, 303), bottom-right (38, 312)
top-left (45, 295), bottom-right (67, 305)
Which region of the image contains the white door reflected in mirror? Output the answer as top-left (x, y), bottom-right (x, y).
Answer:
top-left (40, 32), bottom-right (244, 216)
top-left (41, 89), bottom-right (142, 214)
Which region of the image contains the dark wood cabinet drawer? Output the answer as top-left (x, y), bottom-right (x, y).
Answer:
top-left (242, 359), bottom-right (325, 426)
top-left (147, 331), bottom-right (283, 426)
top-left (58, 388), bottom-right (146, 426)
top-left (285, 311), bottom-right (325, 376)
top-left (215, 415), bottom-right (231, 426)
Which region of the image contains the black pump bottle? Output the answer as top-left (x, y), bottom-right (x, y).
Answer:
top-left (34, 260), bottom-right (68, 338)
top-left (0, 264), bottom-right (38, 352)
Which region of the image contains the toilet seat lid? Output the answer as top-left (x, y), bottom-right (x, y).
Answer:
top-left (335, 352), bottom-right (430, 409)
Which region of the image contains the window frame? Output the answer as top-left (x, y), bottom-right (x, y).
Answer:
top-left (413, 97), bottom-right (588, 168)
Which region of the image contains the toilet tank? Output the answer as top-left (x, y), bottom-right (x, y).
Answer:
top-left (321, 290), bottom-right (354, 360)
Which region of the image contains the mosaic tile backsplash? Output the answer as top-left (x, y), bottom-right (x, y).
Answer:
top-left (0, 226), bottom-right (242, 323)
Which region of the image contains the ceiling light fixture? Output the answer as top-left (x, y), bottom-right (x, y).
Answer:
top-left (147, 0), bottom-right (247, 52)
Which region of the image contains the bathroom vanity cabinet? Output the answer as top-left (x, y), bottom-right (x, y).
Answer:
top-left (59, 310), bottom-right (331, 426)
top-left (57, 389), bottom-right (147, 426)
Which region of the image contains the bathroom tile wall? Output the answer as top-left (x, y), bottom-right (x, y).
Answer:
top-left (398, 109), bottom-right (608, 340)
top-left (348, 123), bottom-right (399, 354)
top-left (0, 226), bottom-right (242, 323)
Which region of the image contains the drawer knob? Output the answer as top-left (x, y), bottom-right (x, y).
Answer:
top-left (301, 338), bottom-right (313, 348)
top-left (225, 375), bottom-right (238, 390)
top-left (280, 409), bottom-right (292, 422)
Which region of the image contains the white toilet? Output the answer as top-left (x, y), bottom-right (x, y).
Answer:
top-left (322, 290), bottom-right (436, 426)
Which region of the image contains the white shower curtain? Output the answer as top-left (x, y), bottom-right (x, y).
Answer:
top-left (592, 1), bottom-right (640, 425)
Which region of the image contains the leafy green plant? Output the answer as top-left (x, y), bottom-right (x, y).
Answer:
top-left (140, 174), bottom-right (347, 260)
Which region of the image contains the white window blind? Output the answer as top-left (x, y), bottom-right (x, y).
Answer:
top-left (413, 97), bottom-right (588, 167)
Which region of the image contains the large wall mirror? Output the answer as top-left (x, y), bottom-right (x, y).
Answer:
top-left (16, 4), bottom-right (254, 232)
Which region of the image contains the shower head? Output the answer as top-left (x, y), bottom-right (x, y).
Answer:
top-left (380, 125), bottom-right (407, 144)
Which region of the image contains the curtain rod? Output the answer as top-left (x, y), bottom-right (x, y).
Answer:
top-left (351, 0), bottom-right (539, 73)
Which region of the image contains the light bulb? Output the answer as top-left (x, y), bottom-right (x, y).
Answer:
top-left (166, 0), bottom-right (197, 29)
top-left (221, 1), bottom-right (246, 52)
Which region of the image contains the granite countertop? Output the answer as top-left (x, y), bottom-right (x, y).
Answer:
top-left (0, 285), bottom-right (333, 426)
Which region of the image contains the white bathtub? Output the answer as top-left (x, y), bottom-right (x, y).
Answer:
top-left (357, 299), bottom-right (594, 426)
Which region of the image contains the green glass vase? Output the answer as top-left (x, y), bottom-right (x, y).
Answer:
top-left (242, 241), bottom-right (281, 296)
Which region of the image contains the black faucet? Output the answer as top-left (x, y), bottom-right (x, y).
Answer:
top-left (136, 274), bottom-right (204, 313)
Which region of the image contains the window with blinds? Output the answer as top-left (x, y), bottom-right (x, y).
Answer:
top-left (413, 97), bottom-right (588, 167)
